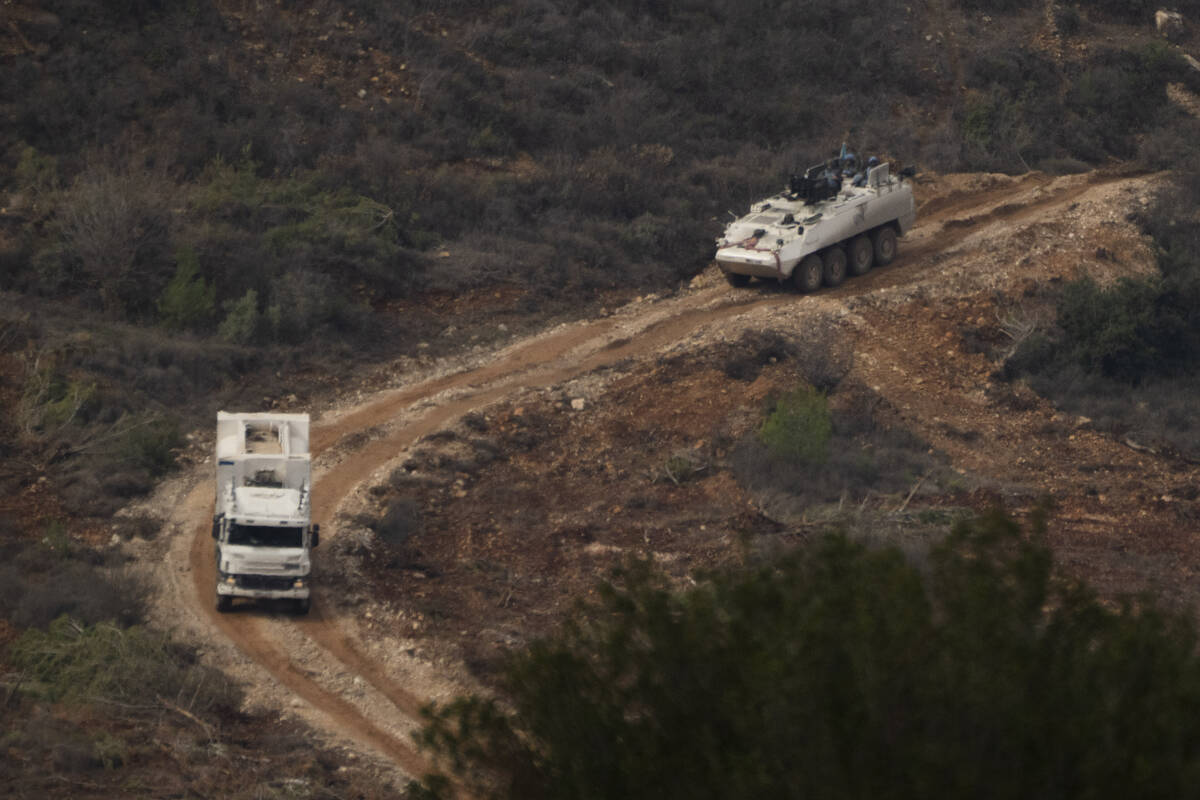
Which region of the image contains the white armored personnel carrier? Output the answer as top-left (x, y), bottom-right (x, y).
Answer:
top-left (715, 158), bottom-right (915, 291)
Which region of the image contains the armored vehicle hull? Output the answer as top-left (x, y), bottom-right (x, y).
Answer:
top-left (716, 162), bottom-right (915, 291)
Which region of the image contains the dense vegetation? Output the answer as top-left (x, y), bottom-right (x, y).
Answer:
top-left (416, 509), bottom-right (1200, 799)
top-left (1003, 145), bottom-right (1200, 457)
top-left (4, 0), bottom-right (1199, 329)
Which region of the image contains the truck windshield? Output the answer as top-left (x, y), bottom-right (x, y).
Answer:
top-left (227, 524), bottom-right (303, 548)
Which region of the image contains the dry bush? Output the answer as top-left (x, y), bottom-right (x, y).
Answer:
top-left (372, 498), bottom-right (424, 551)
top-left (10, 616), bottom-right (242, 717)
top-left (792, 315), bottom-right (854, 393)
top-left (1138, 116), bottom-right (1200, 172)
top-left (55, 162), bottom-right (174, 318)
top-left (111, 514), bottom-right (163, 541)
top-left (722, 330), bottom-right (799, 382)
top-left (0, 538), bottom-right (148, 629)
top-left (733, 382), bottom-right (943, 517)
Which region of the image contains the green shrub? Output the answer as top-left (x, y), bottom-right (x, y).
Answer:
top-left (962, 87), bottom-right (1042, 170)
top-left (757, 384), bottom-right (832, 465)
top-left (1003, 167), bottom-right (1200, 454)
top-left (157, 246), bottom-right (216, 332)
top-left (734, 382), bottom-right (941, 518)
top-left (1056, 275), bottom-right (1159, 381)
top-left (119, 416), bottom-right (183, 479)
top-left (1074, 0), bottom-right (1157, 23)
top-left (41, 377), bottom-right (97, 430)
top-left (1053, 271), bottom-right (1200, 384)
top-left (14, 144), bottom-right (59, 214)
top-left (1068, 44), bottom-right (1186, 157)
top-left (1138, 118), bottom-right (1200, 172)
top-left (264, 268), bottom-right (359, 343)
top-left (11, 616), bottom-right (240, 714)
top-left (1055, 4), bottom-right (1082, 35)
top-left (218, 288), bottom-right (261, 344)
top-left (193, 147), bottom-right (262, 214)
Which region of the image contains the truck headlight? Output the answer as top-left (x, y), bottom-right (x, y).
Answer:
top-left (293, 579), bottom-right (305, 589)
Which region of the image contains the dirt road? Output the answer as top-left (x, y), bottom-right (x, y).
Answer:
top-left (154, 168), bottom-right (1170, 781)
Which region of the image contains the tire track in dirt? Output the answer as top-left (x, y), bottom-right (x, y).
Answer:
top-left (186, 490), bottom-right (432, 776)
top-left (906, 171), bottom-right (1136, 258)
top-left (180, 169), bottom-right (1155, 775)
top-left (186, 292), bottom-right (782, 774)
top-left (848, 170), bottom-right (1144, 298)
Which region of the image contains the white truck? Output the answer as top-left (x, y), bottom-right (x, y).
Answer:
top-left (212, 411), bottom-right (319, 614)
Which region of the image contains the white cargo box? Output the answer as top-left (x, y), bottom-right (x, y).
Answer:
top-left (216, 412), bottom-right (311, 524)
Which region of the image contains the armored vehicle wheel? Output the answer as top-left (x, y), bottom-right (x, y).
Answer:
top-left (793, 254), bottom-right (823, 293)
top-left (294, 597), bottom-right (311, 615)
top-left (849, 235), bottom-right (874, 275)
top-left (216, 593), bottom-right (232, 613)
top-left (822, 247), bottom-right (847, 288)
top-left (872, 226), bottom-right (898, 266)
top-left (725, 271), bottom-right (750, 288)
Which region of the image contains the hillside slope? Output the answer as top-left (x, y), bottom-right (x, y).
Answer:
top-left (113, 167), bottom-right (1195, 786)
top-left (6, 1), bottom-right (1200, 795)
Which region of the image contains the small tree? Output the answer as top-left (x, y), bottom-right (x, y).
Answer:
top-left (157, 246), bottom-right (216, 332)
top-left (218, 289), bottom-right (261, 345)
top-left (757, 384), bottom-right (832, 465)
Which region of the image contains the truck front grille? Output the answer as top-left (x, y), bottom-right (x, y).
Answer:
top-left (236, 574), bottom-right (296, 590)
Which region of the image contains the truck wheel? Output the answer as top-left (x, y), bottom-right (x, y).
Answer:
top-left (725, 271), bottom-right (750, 288)
top-left (216, 594), bottom-right (232, 613)
top-left (293, 597), bottom-right (311, 615)
top-left (872, 226), bottom-right (898, 266)
top-left (792, 254), bottom-right (823, 293)
top-left (849, 235), bottom-right (874, 275)
top-left (822, 247), bottom-right (847, 288)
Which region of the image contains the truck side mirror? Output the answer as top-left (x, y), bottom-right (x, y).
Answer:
top-left (311, 524), bottom-right (320, 548)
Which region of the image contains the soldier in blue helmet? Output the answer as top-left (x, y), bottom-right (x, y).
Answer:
top-left (822, 157), bottom-right (842, 195)
top-left (853, 155), bottom-right (881, 187)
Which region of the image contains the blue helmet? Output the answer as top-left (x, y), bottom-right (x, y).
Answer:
top-left (867, 156), bottom-right (880, 167)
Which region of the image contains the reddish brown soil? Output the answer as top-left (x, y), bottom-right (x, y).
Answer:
top-left (161, 168), bottom-right (1198, 784)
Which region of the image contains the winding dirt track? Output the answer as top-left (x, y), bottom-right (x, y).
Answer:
top-left (172, 169), bottom-right (1153, 778)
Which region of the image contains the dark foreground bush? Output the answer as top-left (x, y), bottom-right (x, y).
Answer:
top-left (415, 510), bottom-right (1200, 800)
top-left (0, 535), bottom-right (147, 628)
